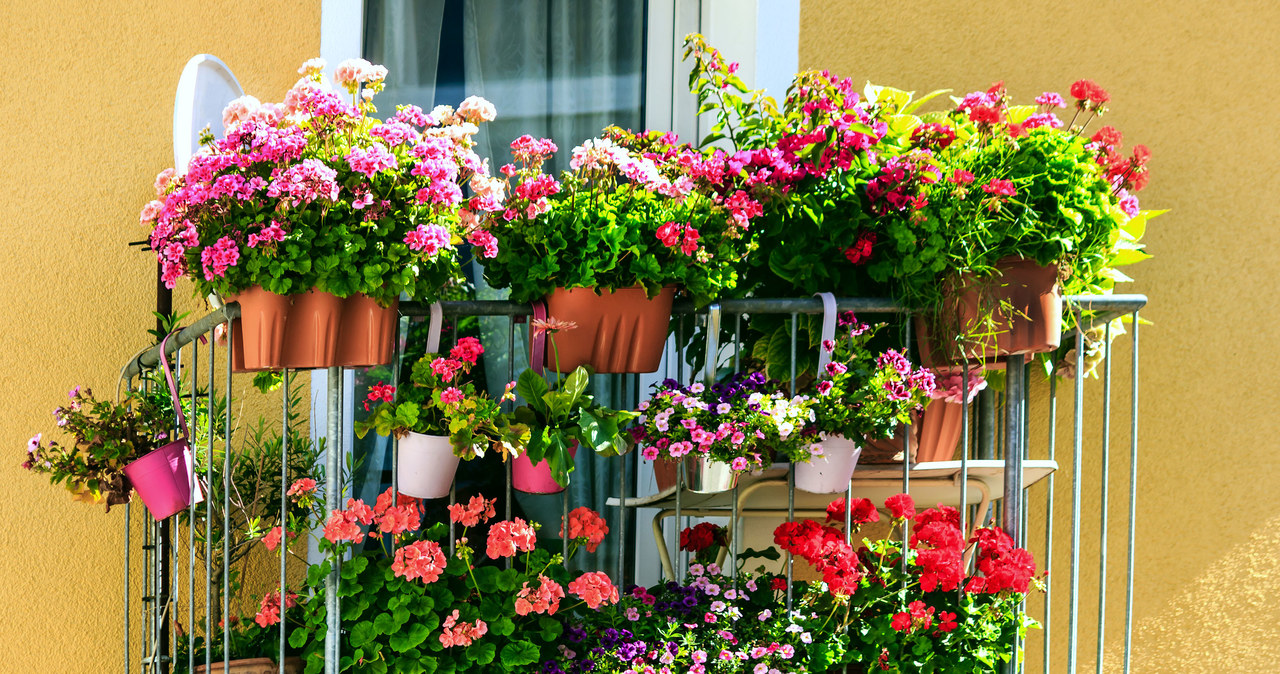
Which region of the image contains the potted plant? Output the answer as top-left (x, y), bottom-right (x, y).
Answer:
top-left (854, 80), bottom-right (1160, 370)
top-left (775, 494), bottom-right (1041, 672)
top-left (23, 384), bottom-right (169, 511)
top-left (505, 321), bottom-right (637, 493)
top-left (174, 610), bottom-right (304, 674)
top-left (863, 368), bottom-right (987, 464)
top-left (355, 336), bottom-right (518, 498)
top-left (798, 314), bottom-right (935, 491)
top-left (141, 57), bottom-right (505, 370)
top-left (284, 488), bottom-right (623, 674)
top-left (632, 371), bottom-right (818, 494)
top-left (558, 562), bottom-right (846, 674)
top-left (477, 126), bottom-right (760, 373)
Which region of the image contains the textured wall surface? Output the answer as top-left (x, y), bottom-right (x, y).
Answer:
top-left (0, 2), bottom-right (320, 671)
top-left (799, 1), bottom-right (1279, 671)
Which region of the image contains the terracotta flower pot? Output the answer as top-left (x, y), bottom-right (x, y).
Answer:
top-left (280, 289), bottom-right (344, 369)
top-left (226, 286), bottom-right (291, 372)
top-left (539, 286), bottom-right (675, 374)
top-left (917, 257), bottom-right (1061, 372)
top-left (336, 294), bottom-right (399, 368)
top-left (861, 396), bottom-right (967, 464)
top-left (194, 657), bottom-right (277, 673)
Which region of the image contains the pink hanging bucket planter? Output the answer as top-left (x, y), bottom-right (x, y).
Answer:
top-left (126, 331), bottom-right (203, 521)
top-left (513, 445), bottom-right (578, 494)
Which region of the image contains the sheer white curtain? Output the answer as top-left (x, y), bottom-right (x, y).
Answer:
top-left (363, 0), bottom-right (447, 111)
top-left (462, 0), bottom-right (644, 173)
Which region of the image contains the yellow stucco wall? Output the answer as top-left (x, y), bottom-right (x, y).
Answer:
top-left (0, 2), bottom-right (320, 671)
top-left (801, 1), bottom-right (1280, 671)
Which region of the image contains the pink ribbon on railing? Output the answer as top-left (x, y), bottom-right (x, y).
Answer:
top-left (815, 292), bottom-right (838, 374)
top-left (159, 330), bottom-right (188, 437)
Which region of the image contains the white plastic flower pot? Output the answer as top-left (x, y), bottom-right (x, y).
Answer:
top-left (794, 434), bottom-right (862, 494)
top-left (396, 432), bottom-right (459, 499)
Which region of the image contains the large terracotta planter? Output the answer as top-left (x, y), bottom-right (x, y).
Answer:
top-left (795, 434), bottom-right (862, 494)
top-left (539, 286), bottom-right (675, 373)
top-left (195, 658), bottom-right (299, 674)
top-left (917, 257), bottom-right (1061, 371)
top-left (280, 289), bottom-right (344, 369)
top-left (227, 286), bottom-right (292, 372)
top-left (861, 396), bottom-right (967, 465)
top-left (336, 295), bottom-right (399, 368)
top-left (397, 432), bottom-right (459, 499)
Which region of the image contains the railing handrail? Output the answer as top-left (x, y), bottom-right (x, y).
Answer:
top-left (118, 293), bottom-right (1148, 381)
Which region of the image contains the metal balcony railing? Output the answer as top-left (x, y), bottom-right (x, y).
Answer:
top-left (117, 293), bottom-right (1145, 674)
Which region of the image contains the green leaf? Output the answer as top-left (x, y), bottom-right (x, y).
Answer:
top-left (469, 641), bottom-right (498, 666)
top-left (350, 621), bottom-right (377, 649)
top-left (500, 640), bottom-right (541, 668)
top-left (516, 370), bottom-right (549, 410)
top-left (389, 621), bottom-right (431, 653)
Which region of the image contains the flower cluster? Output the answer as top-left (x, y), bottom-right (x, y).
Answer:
top-left (560, 564), bottom-right (839, 674)
top-left (141, 57), bottom-right (502, 304)
top-left (356, 337), bottom-right (517, 460)
top-left (773, 494), bottom-right (1042, 671)
top-left (22, 384), bottom-right (170, 509)
top-left (479, 123), bottom-right (762, 306)
top-left (561, 506), bottom-right (609, 554)
top-left (632, 373), bottom-right (818, 473)
top-left (806, 318), bottom-right (935, 441)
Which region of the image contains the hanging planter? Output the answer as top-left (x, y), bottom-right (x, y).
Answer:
top-left (336, 295), bottom-right (399, 368)
top-left (513, 444), bottom-right (578, 494)
top-left (917, 257), bottom-right (1062, 372)
top-left (652, 455), bottom-right (739, 494)
top-left (537, 286), bottom-right (675, 374)
top-left (227, 286), bottom-right (291, 372)
top-left (125, 331), bottom-right (203, 521)
top-left (396, 432), bottom-right (460, 499)
top-left (861, 397), bottom-right (967, 465)
top-left (795, 434), bottom-right (862, 494)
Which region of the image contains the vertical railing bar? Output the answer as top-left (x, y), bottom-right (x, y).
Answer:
top-left (1096, 324), bottom-right (1113, 674)
top-left (562, 485), bottom-right (570, 566)
top-left (506, 317), bottom-right (515, 526)
top-left (1067, 331), bottom-right (1085, 673)
top-left (222, 321), bottom-right (233, 671)
top-left (1044, 372), bottom-right (1058, 674)
top-left (673, 457), bottom-right (683, 582)
top-left (280, 368), bottom-right (290, 674)
top-left (449, 481), bottom-right (457, 556)
top-left (140, 375), bottom-right (149, 673)
top-left (960, 365), bottom-right (970, 579)
top-left (188, 341), bottom-right (197, 674)
top-left (901, 320), bottom-right (912, 579)
top-left (731, 312), bottom-right (742, 588)
top-left (618, 374), bottom-right (628, 586)
top-left (205, 332), bottom-right (215, 674)
top-left (1020, 359), bottom-right (1031, 674)
top-left (125, 378), bottom-right (134, 674)
top-left (1001, 354), bottom-right (1025, 674)
top-left (786, 313), bottom-right (797, 613)
top-left (1122, 312), bottom-right (1139, 674)
top-left (324, 366), bottom-right (342, 674)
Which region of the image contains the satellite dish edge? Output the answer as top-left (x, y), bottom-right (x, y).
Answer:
top-left (173, 54), bottom-right (244, 174)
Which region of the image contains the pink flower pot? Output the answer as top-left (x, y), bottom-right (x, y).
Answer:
top-left (124, 440), bottom-right (202, 521)
top-left (513, 445), bottom-right (578, 494)
top-left (397, 432), bottom-right (459, 499)
top-left (795, 434), bottom-right (862, 494)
